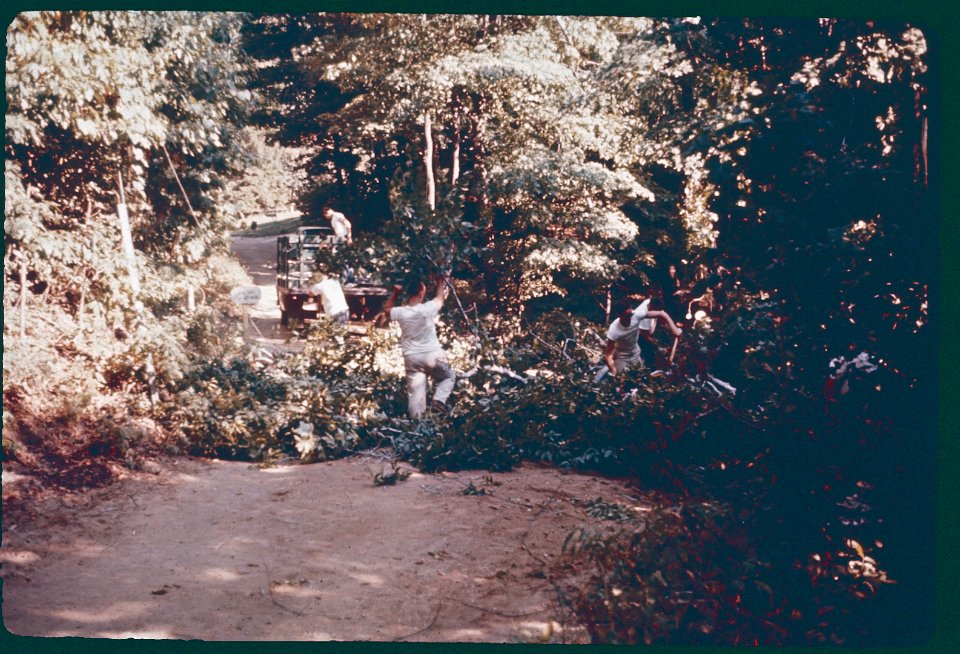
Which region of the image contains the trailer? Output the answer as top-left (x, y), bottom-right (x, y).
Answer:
top-left (276, 227), bottom-right (388, 326)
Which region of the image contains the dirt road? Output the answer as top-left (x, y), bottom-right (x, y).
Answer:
top-left (3, 457), bottom-right (652, 641)
top-left (228, 235), bottom-right (301, 350)
top-left (1, 234), bottom-right (657, 642)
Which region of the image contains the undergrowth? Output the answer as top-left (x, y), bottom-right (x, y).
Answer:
top-left (4, 302), bottom-right (921, 646)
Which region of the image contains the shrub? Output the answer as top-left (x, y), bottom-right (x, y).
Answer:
top-left (161, 320), bottom-right (401, 461)
top-left (560, 501), bottom-right (896, 646)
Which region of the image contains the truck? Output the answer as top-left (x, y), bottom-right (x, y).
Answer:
top-left (276, 226), bottom-right (388, 326)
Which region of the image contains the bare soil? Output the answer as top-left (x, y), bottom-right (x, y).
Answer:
top-left (1, 234), bottom-right (659, 642)
top-left (3, 457), bottom-right (657, 641)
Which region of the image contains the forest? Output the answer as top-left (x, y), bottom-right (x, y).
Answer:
top-left (2, 11), bottom-right (944, 645)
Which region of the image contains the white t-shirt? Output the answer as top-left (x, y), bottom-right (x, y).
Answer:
top-left (390, 299), bottom-right (443, 356)
top-left (329, 212), bottom-right (351, 240)
top-left (310, 278), bottom-right (349, 316)
top-left (606, 299), bottom-right (654, 360)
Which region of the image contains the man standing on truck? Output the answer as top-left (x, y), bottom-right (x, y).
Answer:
top-left (323, 207), bottom-right (352, 245)
top-left (595, 295), bottom-right (682, 382)
top-left (310, 272), bottom-right (350, 326)
top-left (378, 277), bottom-right (456, 418)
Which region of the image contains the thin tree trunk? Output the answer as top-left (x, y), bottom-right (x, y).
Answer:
top-left (921, 115), bottom-right (928, 189)
top-left (117, 170), bottom-right (157, 404)
top-left (117, 171), bottom-right (141, 295)
top-left (424, 112), bottom-right (436, 211)
top-left (75, 288), bottom-right (85, 343)
top-left (451, 122), bottom-right (461, 185)
top-left (19, 260), bottom-right (27, 340)
top-left (161, 143), bottom-right (198, 225)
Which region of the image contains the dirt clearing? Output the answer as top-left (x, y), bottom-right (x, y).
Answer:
top-left (2, 456), bottom-right (655, 641)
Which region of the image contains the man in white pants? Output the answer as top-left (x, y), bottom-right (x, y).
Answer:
top-left (595, 296), bottom-right (682, 382)
top-left (380, 277), bottom-right (456, 418)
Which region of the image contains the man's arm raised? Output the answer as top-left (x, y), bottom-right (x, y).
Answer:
top-left (433, 276), bottom-right (449, 308)
top-left (375, 284), bottom-right (403, 327)
top-left (647, 310), bottom-right (682, 337)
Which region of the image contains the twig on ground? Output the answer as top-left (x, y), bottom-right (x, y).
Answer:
top-left (397, 601), bottom-right (442, 641)
top-left (258, 587), bottom-right (307, 616)
top-left (534, 490), bottom-right (559, 518)
top-left (491, 485), bottom-right (581, 520)
top-left (460, 364), bottom-right (529, 384)
top-left (712, 398), bottom-right (768, 432)
top-left (528, 330), bottom-right (573, 361)
top-left (353, 448), bottom-right (397, 464)
top-left (520, 543), bottom-right (547, 565)
top-left (260, 565), bottom-right (311, 616)
top-left (452, 598), bottom-right (547, 618)
top-left (691, 408), bottom-right (719, 423)
top-left (518, 485), bottom-right (562, 567)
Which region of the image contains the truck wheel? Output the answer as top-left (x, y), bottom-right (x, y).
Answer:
top-left (280, 310), bottom-right (289, 326)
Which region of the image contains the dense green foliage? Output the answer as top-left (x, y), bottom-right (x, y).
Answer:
top-left (5, 11), bottom-right (254, 400)
top-left (4, 12), bottom-right (936, 646)
top-left (220, 126), bottom-right (306, 223)
top-left (161, 320), bottom-right (401, 461)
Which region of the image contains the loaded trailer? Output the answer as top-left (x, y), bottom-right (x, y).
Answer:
top-left (276, 226), bottom-right (388, 326)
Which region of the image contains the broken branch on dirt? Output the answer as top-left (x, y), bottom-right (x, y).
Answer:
top-left (258, 586), bottom-right (308, 616)
top-left (452, 598), bottom-right (547, 619)
top-left (397, 601), bottom-right (443, 641)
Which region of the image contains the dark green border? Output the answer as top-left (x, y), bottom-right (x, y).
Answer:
top-left (2, 2), bottom-right (957, 653)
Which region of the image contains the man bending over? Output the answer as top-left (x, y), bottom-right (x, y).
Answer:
top-left (596, 296), bottom-right (682, 382)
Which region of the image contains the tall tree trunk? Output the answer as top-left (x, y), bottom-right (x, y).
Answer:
top-left (451, 122), bottom-right (461, 185)
top-left (450, 92), bottom-right (463, 185)
top-left (19, 258), bottom-right (27, 340)
top-left (423, 112), bottom-right (436, 211)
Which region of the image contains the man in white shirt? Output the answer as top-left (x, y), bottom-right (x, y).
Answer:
top-left (595, 296), bottom-right (682, 382)
top-left (309, 273), bottom-right (350, 325)
top-left (379, 277), bottom-right (456, 418)
top-left (323, 207), bottom-right (352, 245)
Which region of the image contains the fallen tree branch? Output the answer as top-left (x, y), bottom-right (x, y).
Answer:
top-left (452, 598), bottom-right (547, 618)
top-left (397, 601), bottom-right (442, 641)
top-left (711, 398), bottom-right (768, 433)
top-left (258, 587), bottom-right (307, 616)
top-left (460, 364), bottom-right (529, 384)
top-left (528, 330), bottom-right (573, 361)
top-left (520, 543), bottom-right (547, 566)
